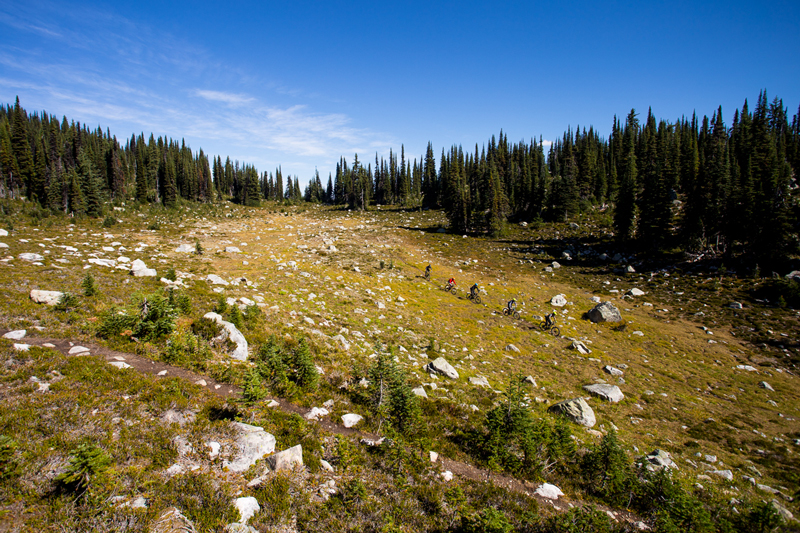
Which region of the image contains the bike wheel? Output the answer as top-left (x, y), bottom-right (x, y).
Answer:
top-left (513, 311), bottom-right (520, 320)
top-left (540, 321), bottom-right (548, 331)
top-left (450, 287), bottom-right (458, 294)
top-left (474, 295), bottom-right (481, 304)
top-left (550, 326), bottom-right (560, 337)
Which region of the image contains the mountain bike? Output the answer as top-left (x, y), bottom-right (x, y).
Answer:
top-left (540, 320), bottom-right (560, 337)
top-left (467, 292), bottom-right (481, 304)
top-left (502, 307), bottom-right (520, 319)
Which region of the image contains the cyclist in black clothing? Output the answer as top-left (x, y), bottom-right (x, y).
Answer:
top-left (544, 312), bottom-right (556, 328)
top-left (470, 283), bottom-right (479, 298)
top-left (508, 298), bottom-right (517, 312)
top-left (425, 264), bottom-right (432, 277)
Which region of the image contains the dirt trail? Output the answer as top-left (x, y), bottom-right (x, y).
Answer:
top-left (3, 331), bottom-right (641, 526)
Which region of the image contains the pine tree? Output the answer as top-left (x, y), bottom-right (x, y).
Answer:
top-left (614, 110), bottom-right (639, 243)
top-left (292, 338), bottom-right (318, 390)
top-left (10, 97), bottom-right (34, 198)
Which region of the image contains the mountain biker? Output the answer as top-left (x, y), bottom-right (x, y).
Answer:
top-left (544, 312), bottom-right (556, 328)
top-left (425, 264), bottom-right (432, 276)
top-left (507, 298), bottom-right (516, 312)
top-left (470, 283), bottom-right (479, 298)
top-left (447, 278), bottom-right (455, 289)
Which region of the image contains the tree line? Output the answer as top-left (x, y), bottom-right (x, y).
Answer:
top-left (0, 97), bottom-right (305, 213)
top-left (2, 91), bottom-right (798, 269)
top-left (319, 91), bottom-right (799, 270)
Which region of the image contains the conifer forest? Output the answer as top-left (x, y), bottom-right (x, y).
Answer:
top-left (2, 91), bottom-right (799, 270)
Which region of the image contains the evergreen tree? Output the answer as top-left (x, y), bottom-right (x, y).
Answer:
top-left (614, 110), bottom-right (639, 243)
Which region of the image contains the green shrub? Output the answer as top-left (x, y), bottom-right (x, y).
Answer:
top-left (366, 343), bottom-right (420, 436)
top-left (580, 429), bottom-right (635, 506)
top-left (96, 291), bottom-right (177, 341)
top-left (256, 337), bottom-right (289, 391)
top-left (242, 368), bottom-right (267, 403)
top-left (459, 507), bottom-right (512, 533)
top-left (195, 240), bottom-right (203, 254)
top-left (539, 505), bottom-right (618, 533)
top-left (147, 221), bottom-right (160, 230)
top-left (81, 273), bottom-right (97, 297)
top-left (152, 472), bottom-right (236, 530)
top-left (292, 338), bottom-right (318, 391)
top-left (101, 215), bottom-right (116, 228)
top-left (54, 292), bottom-right (80, 312)
top-left (191, 317), bottom-right (222, 340)
top-left (162, 328), bottom-right (212, 368)
top-left (55, 443), bottom-right (112, 494)
top-left (165, 267), bottom-right (177, 281)
top-left (0, 436), bottom-right (20, 481)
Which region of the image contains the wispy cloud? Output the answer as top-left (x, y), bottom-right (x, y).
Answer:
top-left (194, 90), bottom-right (256, 106)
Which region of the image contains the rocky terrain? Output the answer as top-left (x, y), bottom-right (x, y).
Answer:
top-left (0, 201), bottom-right (798, 532)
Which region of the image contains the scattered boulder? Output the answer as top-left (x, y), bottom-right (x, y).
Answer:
top-left (225, 246), bottom-right (242, 253)
top-left (233, 497), bottom-right (260, 525)
top-left (206, 274), bottom-right (229, 286)
top-left (68, 346), bottom-right (90, 355)
top-left (759, 381), bottom-right (775, 392)
top-left (267, 444), bottom-right (303, 472)
top-left (770, 500), bottom-right (794, 522)
top-left (642, 449), bottom-right (678, 472)
top-left (30, 290), bottom-right (64, 306)
top-left (412, 387), bottom-right (428, 398)
top-left (710, 469), bottom-right (733, 481)
top-left (425, 357), bottom-right (459, 379)
top-left (570, 340), bottom-right (591, 354)
top-left (305, 407), bottom-right (329, 421)
top-left (175, 244), bottom-right (194, 253)
top-left (223, 422), bottom-right (276, 473)
top-left (0, 229), bottom-right (6, 237)
top-left (523, 375), bottom-right (537, 387)
top-left (3, 330), bottom-right (26, 340)
top-left (204, 312), bottom-right (248, 360)
top-left (729, 302), bottom-right (743, 309)
top-left (551, 261), bottom-right (561, 269)
top-left (505, 344), bottom-right (520, 353)
top-left (469, 375), bottom-right (490, 388)
top-left (588, 301), bottom-right (622, 323)
top-left (19, 253), bottom-right (44, 262)
top-left (341, 414), bottom-right (363, 428)
top-left (130, 259), bottom-right (157, 277)
top-left (603, 365), bottom-right (624, 376)
top-left (625, 265), bottom-right (636, 273)
top-left (583, 384), bottom-right (624, 403)
top-left (550, 294), bottom-right (567, 307)
top-left (548, 398), bottom-right (596, 427)
top-left (151, 507), bottom-right (197, 533)
top-left (626, 288), bottom-right (645, 297)
top-left (535, 483), bottom-right (564, 500)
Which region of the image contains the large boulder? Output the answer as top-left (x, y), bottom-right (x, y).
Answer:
top-left (206, 274), bottom-right (230, 286)
top-left (341, 414), bottom-right (363, 428)
top-left (233, 496), bottom-right (260, 524)
top-left (425, 357), bottom-right (459, 379)
top-left (469, 375), bottom-right (490, 388)
top-left (267, 444), bottom-right (303, 472)
top-left (204, 312), bottom-right (248, 361)
top-left (583, 384), bottom-right (624, 403)
top-left (223, 422), bottom-right (276, 473)
top-left (534, 483), bottom-right (564, 500)
top-left (30, 290), bottom-right (64, 306)
top-left (550, 294), bottom-right (567, 307)
top-left (19, 253), bottom-right (44, 262)
top-left (588, 301), bottom-right (622, 323)
top-left (130, 259), bottom-right (157, 277)
top-left (175, 244), bottom-right (194, 253)
top-left (641, 449), bottom-right (678, 472)
top-left (547, 398), bottom-right (596, 427)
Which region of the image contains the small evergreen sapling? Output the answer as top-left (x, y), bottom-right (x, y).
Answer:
top-left (81, 273), bottom-right (97, 297)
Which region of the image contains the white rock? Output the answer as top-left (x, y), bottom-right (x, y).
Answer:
top-left (425, 357), bottom-right (459, 379)
top-left (469, 375), bottom-right (490, 387)
top-left (109, 362), bottom-right (132, 369)
top-left (0, 243), bottom-right (7, 248)
top-left (710, 469), bottom-right (733, 481)
top-left (206, 274), bottom-right (230, 286)
top-left (759, 381), bottom-right (774, 391)
top-left (341, 414), bottom-right (363, 428)
top-left (233, 496), bottom-right (260, 524)
top-left (68, 346), bottom-right (90, 355)
top-left (0, 229), bottom-right (7, 237)
top-left (88, 258), bottom-right (116, 268)
top-left (535, 483), bottom-right (564, 500)
top-left (267, 444), bottom-right (304, 471)
top-left (441, 471), bottom-right (453, 482)
top-left (429, 451), bottom-right (439, 463)
top-left (175, 244), bottom-right (194, 253)
top-left (550, 294), bottom-right (567, 307)
top-left (3, 330), bottom-right (26, 340)
top-left (412, 387), bottom-right (428, 398)
top-left (583, 384), bottom-right (624, 403)
top-left (19, 253), bottom-right (44, 262)
top-left (320, 459), bottom-right (334, 472)
top-left (13, 343), bottom-right (30, 351)
top-left (30, 290), bottom-right (64, 305)
top-left (305, 407), bottom-right (329, 421)
top-left (225, 247), bottom-right (242, 253)
top-left (204, 312), bottom-right (249, 360)
top-left (627, 288), bottom-right (645, 297)
top-left (223, 422), bottom-right (277, 473)
top-left (505, 344), bottom-right (520, 353)
top-left (207, 441), bottom-right (221, 459)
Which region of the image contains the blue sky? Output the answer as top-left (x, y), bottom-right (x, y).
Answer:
top-left (1, 0), bottom-right (799, 187)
